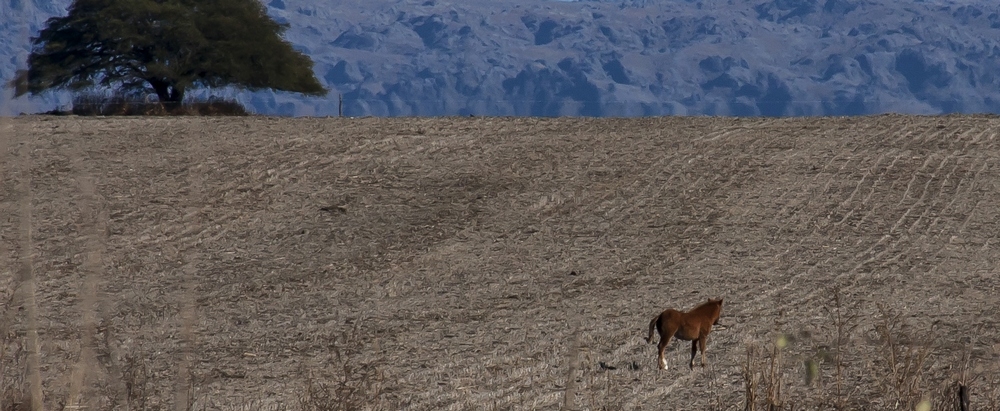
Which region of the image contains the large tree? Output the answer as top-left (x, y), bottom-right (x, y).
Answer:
top-left (10, 0), bottom-right (326, 108)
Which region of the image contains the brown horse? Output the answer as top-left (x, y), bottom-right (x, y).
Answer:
top-left (645, 298), bottom-right (723, 370)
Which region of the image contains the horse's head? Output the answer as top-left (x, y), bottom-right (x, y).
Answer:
top-left (711, 298), bottom-right (723, 325)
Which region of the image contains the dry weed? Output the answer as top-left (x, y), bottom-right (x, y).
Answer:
top-left (740, 334), bottom-right (790, 411)
top-left (870, 304), bottom-right (935, 410)
top-left (297, 326), bottom-right (387, 411)
top-left (822, 288), bottom-right (860, 410)
top-left (1, 339), bottom-right (28, 411)
top-left (742, 343), bottom-right (761, 411)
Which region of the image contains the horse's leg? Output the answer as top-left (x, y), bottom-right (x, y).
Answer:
top-left (698, 334), bottom-right (708, 367)
top-left (657, 335), bottom-right (671, 370)
top-left (658, 324), bottom-right (677, 370)
top-left (689, 340), bottom-right (698, 369)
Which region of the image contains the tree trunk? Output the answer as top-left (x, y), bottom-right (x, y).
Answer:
top-left (168, 86), bottom-right (185, 107)
top-left (148, 78), bottom-right (185, 113)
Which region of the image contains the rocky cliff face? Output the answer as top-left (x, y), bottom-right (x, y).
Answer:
top-left (4, 0), bottom-right (1000, 116)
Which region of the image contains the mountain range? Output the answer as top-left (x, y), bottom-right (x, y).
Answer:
top-left (3, 0), bottom-right (1000, 116)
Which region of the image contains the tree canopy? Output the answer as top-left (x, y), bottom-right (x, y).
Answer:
top-left (10, 0), bottom-right (327, 108)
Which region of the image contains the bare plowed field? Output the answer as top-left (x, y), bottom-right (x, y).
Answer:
top-left (1, 115), bottom-right (999, 410)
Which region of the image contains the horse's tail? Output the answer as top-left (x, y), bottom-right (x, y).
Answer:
top-left (645, 316), bottom-right (657, 344)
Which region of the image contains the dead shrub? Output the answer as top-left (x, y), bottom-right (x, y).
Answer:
top-left (71, 93), bottom-right (248, 116)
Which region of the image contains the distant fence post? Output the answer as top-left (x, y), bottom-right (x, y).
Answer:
top-left (338, 94), bottom-right (343, 117)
